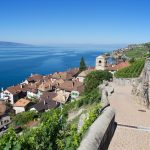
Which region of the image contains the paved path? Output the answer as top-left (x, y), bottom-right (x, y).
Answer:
top-left (108, 82), bottom-right (150, 150)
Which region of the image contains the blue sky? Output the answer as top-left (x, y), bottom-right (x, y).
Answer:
top-left (0, 0), bottom-right (150, 45)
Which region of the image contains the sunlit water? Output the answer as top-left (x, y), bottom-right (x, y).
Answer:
top-left (0, 46), bottom-right (116, 89)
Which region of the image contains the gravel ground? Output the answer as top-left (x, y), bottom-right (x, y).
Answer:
top-left (108, 82), bottom-right (150, 150)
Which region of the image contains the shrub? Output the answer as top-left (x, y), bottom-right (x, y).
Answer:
top-left (84, 70), bottom-right (112, 93)
top-left (13, 111), bottom-right (38, 127)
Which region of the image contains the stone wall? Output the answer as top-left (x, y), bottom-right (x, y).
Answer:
top-left (113, 77), bottom-right (140, 86)
top-left (133, 58), bottom-right (150, 108)
top-left (77, 107), bottom-right (116, 150)
top-left (77, 83), bottom-right (116, 150)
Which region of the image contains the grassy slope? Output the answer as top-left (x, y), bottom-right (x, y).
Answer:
top-left (125, 47), bottom-right (148, 58)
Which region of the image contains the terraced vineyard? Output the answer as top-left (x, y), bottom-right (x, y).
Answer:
top-left (115, 59), bottom-right (145, 78)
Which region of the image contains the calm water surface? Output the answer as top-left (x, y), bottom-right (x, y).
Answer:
top-left (0, 47), bottom-right (114, 89)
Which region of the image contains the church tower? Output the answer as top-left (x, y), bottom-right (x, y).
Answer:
top-left (95, 55), bottom-right (107, 70)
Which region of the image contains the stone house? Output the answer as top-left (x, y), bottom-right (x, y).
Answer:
top-left (0, 85), bottom-right (26, 104)
top-left (30, 92), bottom-right (59, 112)
top-left (56, 80), bottom-right (84, 99)
top-left (13, 98), bottom-right (33, 114)
top-left (25, 74), bottom-right (43, 84)
top-left (0, 101), bottom-right (11, 130)
top-left (77, 69), bottom-right (94, 82)
top-left (25, 83), bottom-right (40, 99)
top-left (53, 90), bottom-right (70, 104)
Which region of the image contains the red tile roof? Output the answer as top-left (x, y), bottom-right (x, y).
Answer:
top-left (13, 99), bottom-right (31, 107)
top-left (107, 61), bottom-right (130, 71)
top-left (40, 92), bottom-right (57, 102)
top-left (58, 80), bottom-right (84, 93)
top-left (7, 85), bottom-right (22, 95)
top-left (52, 72), bottom-right (73, 80)
top-left (27, 74), bottom-right (43, 82)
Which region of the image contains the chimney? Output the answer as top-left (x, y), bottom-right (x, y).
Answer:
top-left (63, 95), bottom-right (66, 101)
top-left (72, 81), bottom-right (75, 87)
top-left (44, 100), bottom-right (46, 105)
top-left (20, 84), bottom-right (23, 88)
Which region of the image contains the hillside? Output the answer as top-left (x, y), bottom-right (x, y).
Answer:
top-left (124, 42), bottom-right (150, 58)
top-left (0, 41), bottom-right (32, 47)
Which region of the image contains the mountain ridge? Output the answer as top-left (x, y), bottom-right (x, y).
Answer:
top-left (0, 41), bottom-right (32, 47)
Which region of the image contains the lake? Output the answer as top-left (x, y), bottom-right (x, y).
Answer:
top-left (0, 46), bottom-right (116, 89)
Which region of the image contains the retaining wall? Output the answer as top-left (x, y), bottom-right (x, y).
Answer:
top-left (77, 106), bottom-right (116, 150)
top-left (113, 77), bottom-right (140, 86)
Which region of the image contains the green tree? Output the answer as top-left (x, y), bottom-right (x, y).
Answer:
top-left (84, 70), bottom-right (112, 93)
top-left (13, 111), bottom-right (38, 127)
top-left (79, 57), bottom-right (86, 72)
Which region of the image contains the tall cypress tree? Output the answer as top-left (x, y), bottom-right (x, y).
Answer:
top-left (79, 57), bottom-right (87, 72)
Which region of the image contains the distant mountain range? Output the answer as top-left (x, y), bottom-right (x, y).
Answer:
top-left (0, 41), bottom-right (32, 47)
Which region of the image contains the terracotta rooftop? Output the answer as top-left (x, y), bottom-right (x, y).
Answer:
top-left (0, 101), bottom-right (6, 116)
top-left (13, 99), bottom-right (31, 107)
top-left (40, 92), bottom-right (57, 102)
top-left (107, 61), bottom-right (130, 71)
top-left (78, 69), bottom-right (94, 77)
top-left (67, 68), bottom-right (79, 77)
top-left (7, 85), bottom-right (22, 95)
top-left (27, 74), bottom-right (43, 82)
top-left (24, 83), bottom-right (39, 94)
top-left (38, 81), bottom-right (53, 91)
top-left (58, 80), bottom-right (84, 93)
top-left (52, 72), bottom-right (73, 80)
top-left (53, 90), bottom-right (70, 104)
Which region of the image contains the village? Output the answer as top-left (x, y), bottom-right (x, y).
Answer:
top-left (0, 52), bottom-right (130, 134)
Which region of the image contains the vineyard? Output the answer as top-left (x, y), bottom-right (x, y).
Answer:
top-left (0, 93), bottom-right (101, 150)
top-left (115, 59), bottom-right (145, 78)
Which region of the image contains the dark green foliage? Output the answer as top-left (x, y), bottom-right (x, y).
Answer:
top-left (115, 59), bottom-right (145, 78)
top-left (56, 104), bottom-right (101, 150)
top-left (13, 111), bottom-right (38, 127)
top-left (84, 70), bottom-right (112, 93)
top-left (0, 95), bottom-right (102, 150)
top-left (0, 108), bottom-right (66, 150)
top-left (129, 57), bottom-right (135, 64)
top-left (76, 88), bottom-right (100, 108)
top-left (77, 99), bottom-right (84, 108)
top-left (79, 57), bottom-right (87, 72)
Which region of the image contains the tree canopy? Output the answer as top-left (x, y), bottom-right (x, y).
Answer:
top-left (84, 70), bottom-right (112, 93)
top-left (79, 57), bottom-right (87, 72)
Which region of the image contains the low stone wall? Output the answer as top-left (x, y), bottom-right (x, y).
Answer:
top-left (77, 106), bottom-right (116, 150)
top-left (113, 77), bottom-right (140, 86)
